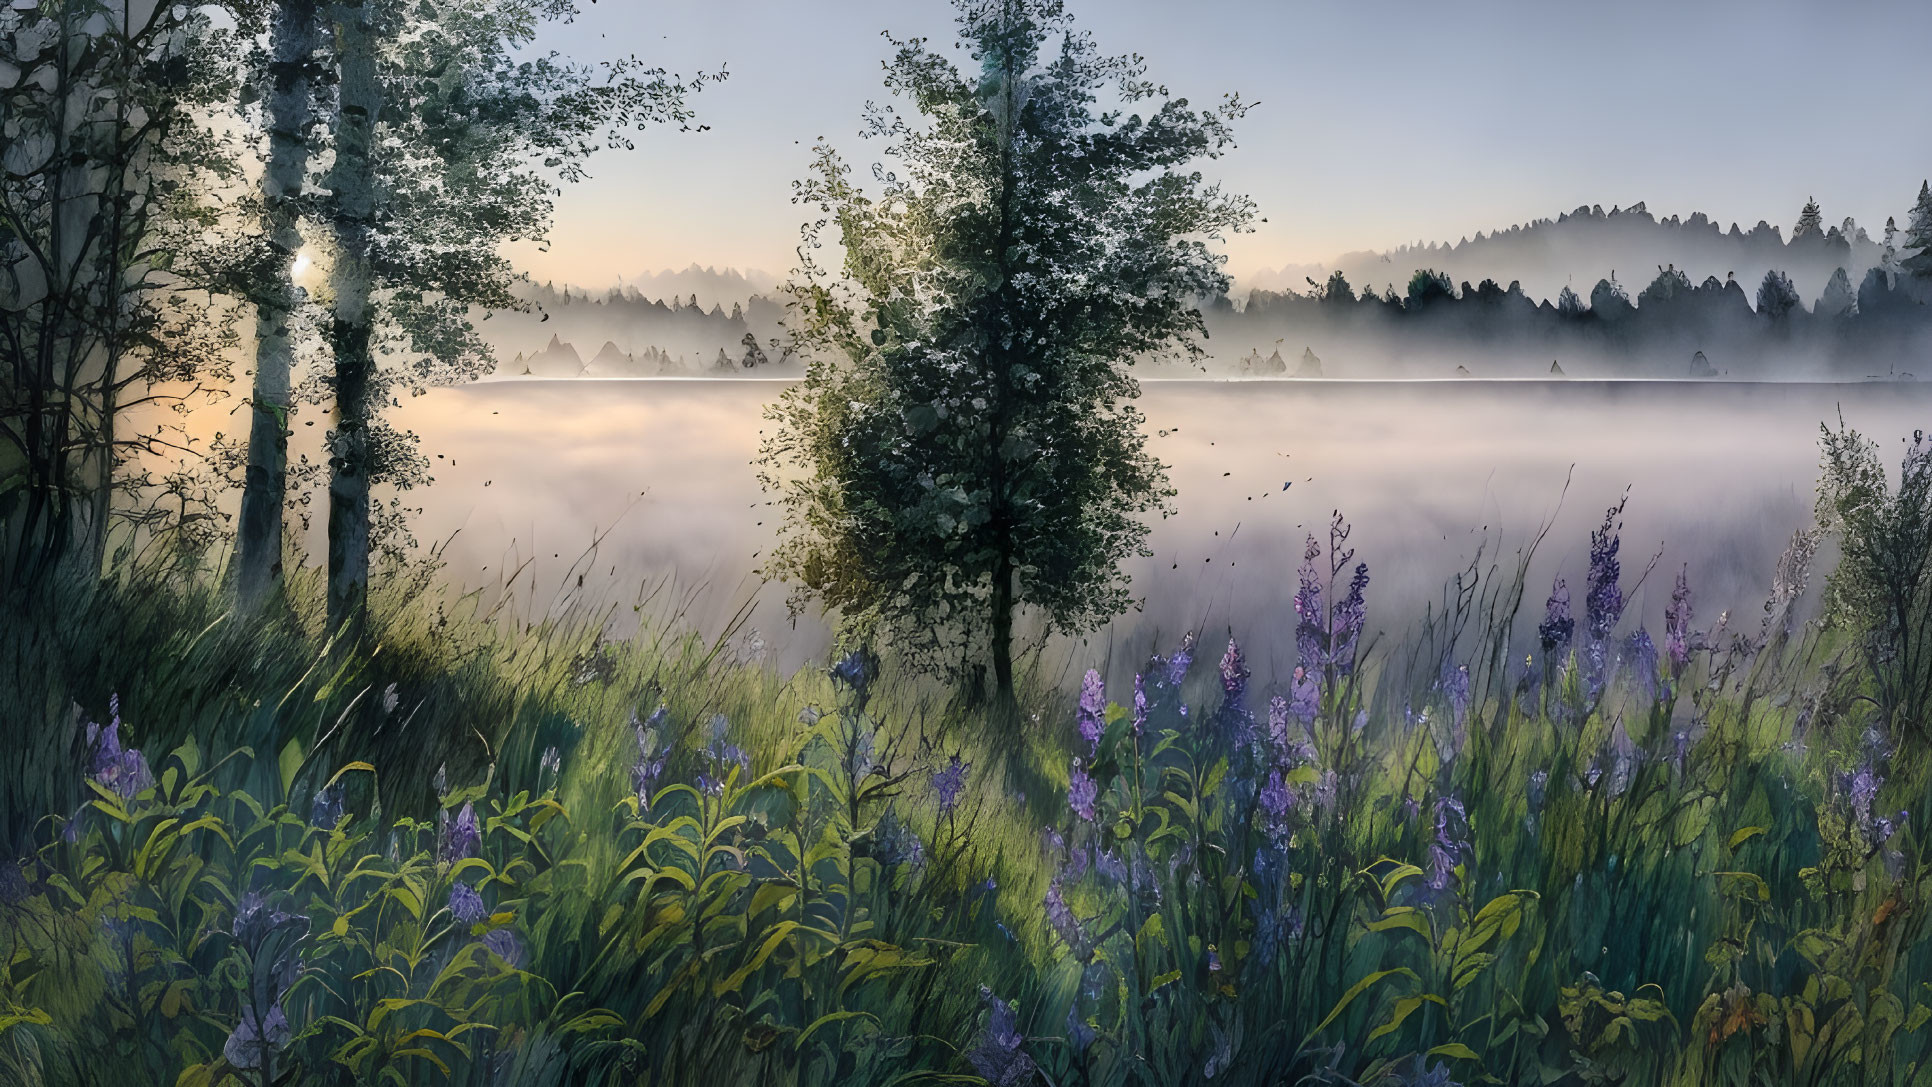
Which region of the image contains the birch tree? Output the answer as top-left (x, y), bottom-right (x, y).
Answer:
top-left (235, 0), bottom-right (325, 604)
top-left (304, 0), bottom-right (708, 639)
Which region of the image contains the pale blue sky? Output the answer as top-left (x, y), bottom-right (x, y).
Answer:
top-left (507, 0), bottom-right (1932, 287)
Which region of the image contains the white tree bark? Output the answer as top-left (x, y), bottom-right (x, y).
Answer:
top-left (237, 0), bottom-right (323, 605)
top-left (324, 0), bottom-right (379, 640)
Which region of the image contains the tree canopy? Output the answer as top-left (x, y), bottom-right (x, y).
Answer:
top-left (759, 0), bottom-right (1252, 699)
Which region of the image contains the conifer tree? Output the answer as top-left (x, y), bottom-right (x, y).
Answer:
top-left (1902, 181), bottom-right (1932, 280)
top-left (1793, 196), bottom-right (1824, 238)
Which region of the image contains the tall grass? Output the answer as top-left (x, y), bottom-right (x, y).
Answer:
top-left (2, 438), bottom-right (1932, 1086)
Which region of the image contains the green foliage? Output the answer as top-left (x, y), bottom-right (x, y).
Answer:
top-left (1816, 418), bottom-right (1932, 739)
top-left (758, 0), bottom-right (1253, 692)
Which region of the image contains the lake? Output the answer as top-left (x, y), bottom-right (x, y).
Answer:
top-left (394, 378), bottom-right (1932, 681)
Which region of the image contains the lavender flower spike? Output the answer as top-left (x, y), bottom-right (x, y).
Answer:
top-left (448, 881), bottom-right (487, 927)
top-left (968, 987), bottom-right (1037, 1087)
top-left (1664, 566), bottom-right (1694, 673)
top-left (1068, 758), bottom-right (1098, 823)
top-left (932, 755), bottom-right (969, 814)
top-left (1076, 669), bottom-right (1105, 754)
top-left (1539, 577), bottom-right (1574, 654)
top-left (440, 802), bottom-right (480, 863)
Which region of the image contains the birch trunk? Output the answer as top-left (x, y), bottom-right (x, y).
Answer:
top-left (324, 0), bottom-right (379, 641)
top-left (237, 0), bottom-right (322, 605)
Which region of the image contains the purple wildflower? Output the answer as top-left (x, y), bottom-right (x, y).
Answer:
top-left (632, 709), bottom-right (669, 813)
top-left (1288, 666), bottom-right (1321, 724)
top-left (932, 755), bottom-right (969, 814)
top-left (440, 803), bottom-right (480, 863)
top-left (1095, 847), bottom-right (1128, 885)
top-left (1427, 794), bottom-right (1470, 894)
top-left (874, 810), bottom-right (926, 871)
top-left (1624, 630), bottom-right (1659, 702)
top-left (223, 1004), bottom-right (291, 1071)
top-left (1132, 673), bottom-right (1148, 735)
top-left (1218, 639), bottom-right (1249, 705)
top-left (1314, 769), bottom-right (1339, 812)
top-left (1216, 637), bottom-right (1254, 744)
top-left (1665, 567), bottom-right (1694, 673)
top-left (1442, 662), bottom-right (1472, 729)
top-left (1044, 876), bottom-right (1090, 957)
top-left (1847, 766), bottom-right (1881, 837)
top-left (1259, 770), bottom-right (1292, 838)
top-left (481, 927), bottom-right (524, 968)
top-left (829, 647), bottom-right (878, 693)
top-left (1331, 563), bottom-right (1370, 674)
top-left (1539, 577), bottom-right (1575, 654)
top-left (1603, 719), bottom-right (1639, 798)
top-left (1294, 535), bottom-right (1326, 670)
top-left (697, 714), bottom-right (750, 796)
top-left (968, 988), bottom-right (1036, 1087)
top-left (1067, 1006), bottom-right (1097, 1056)
top-left (1585, 505), bottom-right (1625, 644)
top-left (230, 893), bottom-right (308, 951)
top-left (1395, 1055), bottom-right (1460, 1087)
top-left (86, 697), bottom-right (154, 800)
top-left (1068, 758), bottom-right (1097, 823)
top-left (448, 881), bottom-right (487, 927)
top-left (309, 784), bottom-right (345, 830)
top-left (1077, 669), bottom-right (1105, 753)
top-left (1166, 632), bottom-right (1197, 687)
top-left (1066, 841), bottom-right (1091, 881)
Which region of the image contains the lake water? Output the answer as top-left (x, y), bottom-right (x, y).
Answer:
top-left (395, 378), bottom-right (1932, 681)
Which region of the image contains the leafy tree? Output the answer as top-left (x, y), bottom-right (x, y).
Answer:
top-left (1816, 421), bottom-right (1932, 738)
top-left (1902, 180), bottom-right (1932, 280)
top-left (759, 0), bottom-right (1252, 705)
top-left (1755, 269), bottom-right (1802, 319)
top-left (236, 0), bottom-right (327, 606)
top-left (0, 1), bottom-right (251, 588)
top-left (1792, 195), bottom-right (1823, 238)
top-left (307, 0), bottom-right (706, 639)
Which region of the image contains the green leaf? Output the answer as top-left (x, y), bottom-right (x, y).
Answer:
top-left (279, 737), bottom-right (305, 798)
top-left (1428, 1043), bottom-right (1482, 1062)
top-left (1309, 967), bottom-right (1417, 1040)
top-left (797, 1010), bottom-right (879, 1047)
top-left (714, 922), bottom-right (798, 996)
top-left (1367, 906), bottom-right (1431, 938)
top-left (1727, 826), bottom-right (1768, 850)
top-left (1368, 994), bottom-right (1445, 1041)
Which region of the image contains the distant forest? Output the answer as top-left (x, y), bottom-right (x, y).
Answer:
top-left (492, 192), bottom-right (1932, 380)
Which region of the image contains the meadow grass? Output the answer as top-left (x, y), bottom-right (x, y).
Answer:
top-left (1, 502), bottom-right (1929, 1087)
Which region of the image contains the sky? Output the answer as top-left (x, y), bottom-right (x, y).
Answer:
top-left (505, 0), bottom-right (1932, 289)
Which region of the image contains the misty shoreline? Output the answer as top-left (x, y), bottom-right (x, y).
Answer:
top-left (461, 375), bottom-right (1932, 388)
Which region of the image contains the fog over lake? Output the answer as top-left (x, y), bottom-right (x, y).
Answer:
top-left (392, 378), bottom-right (1932, 682)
